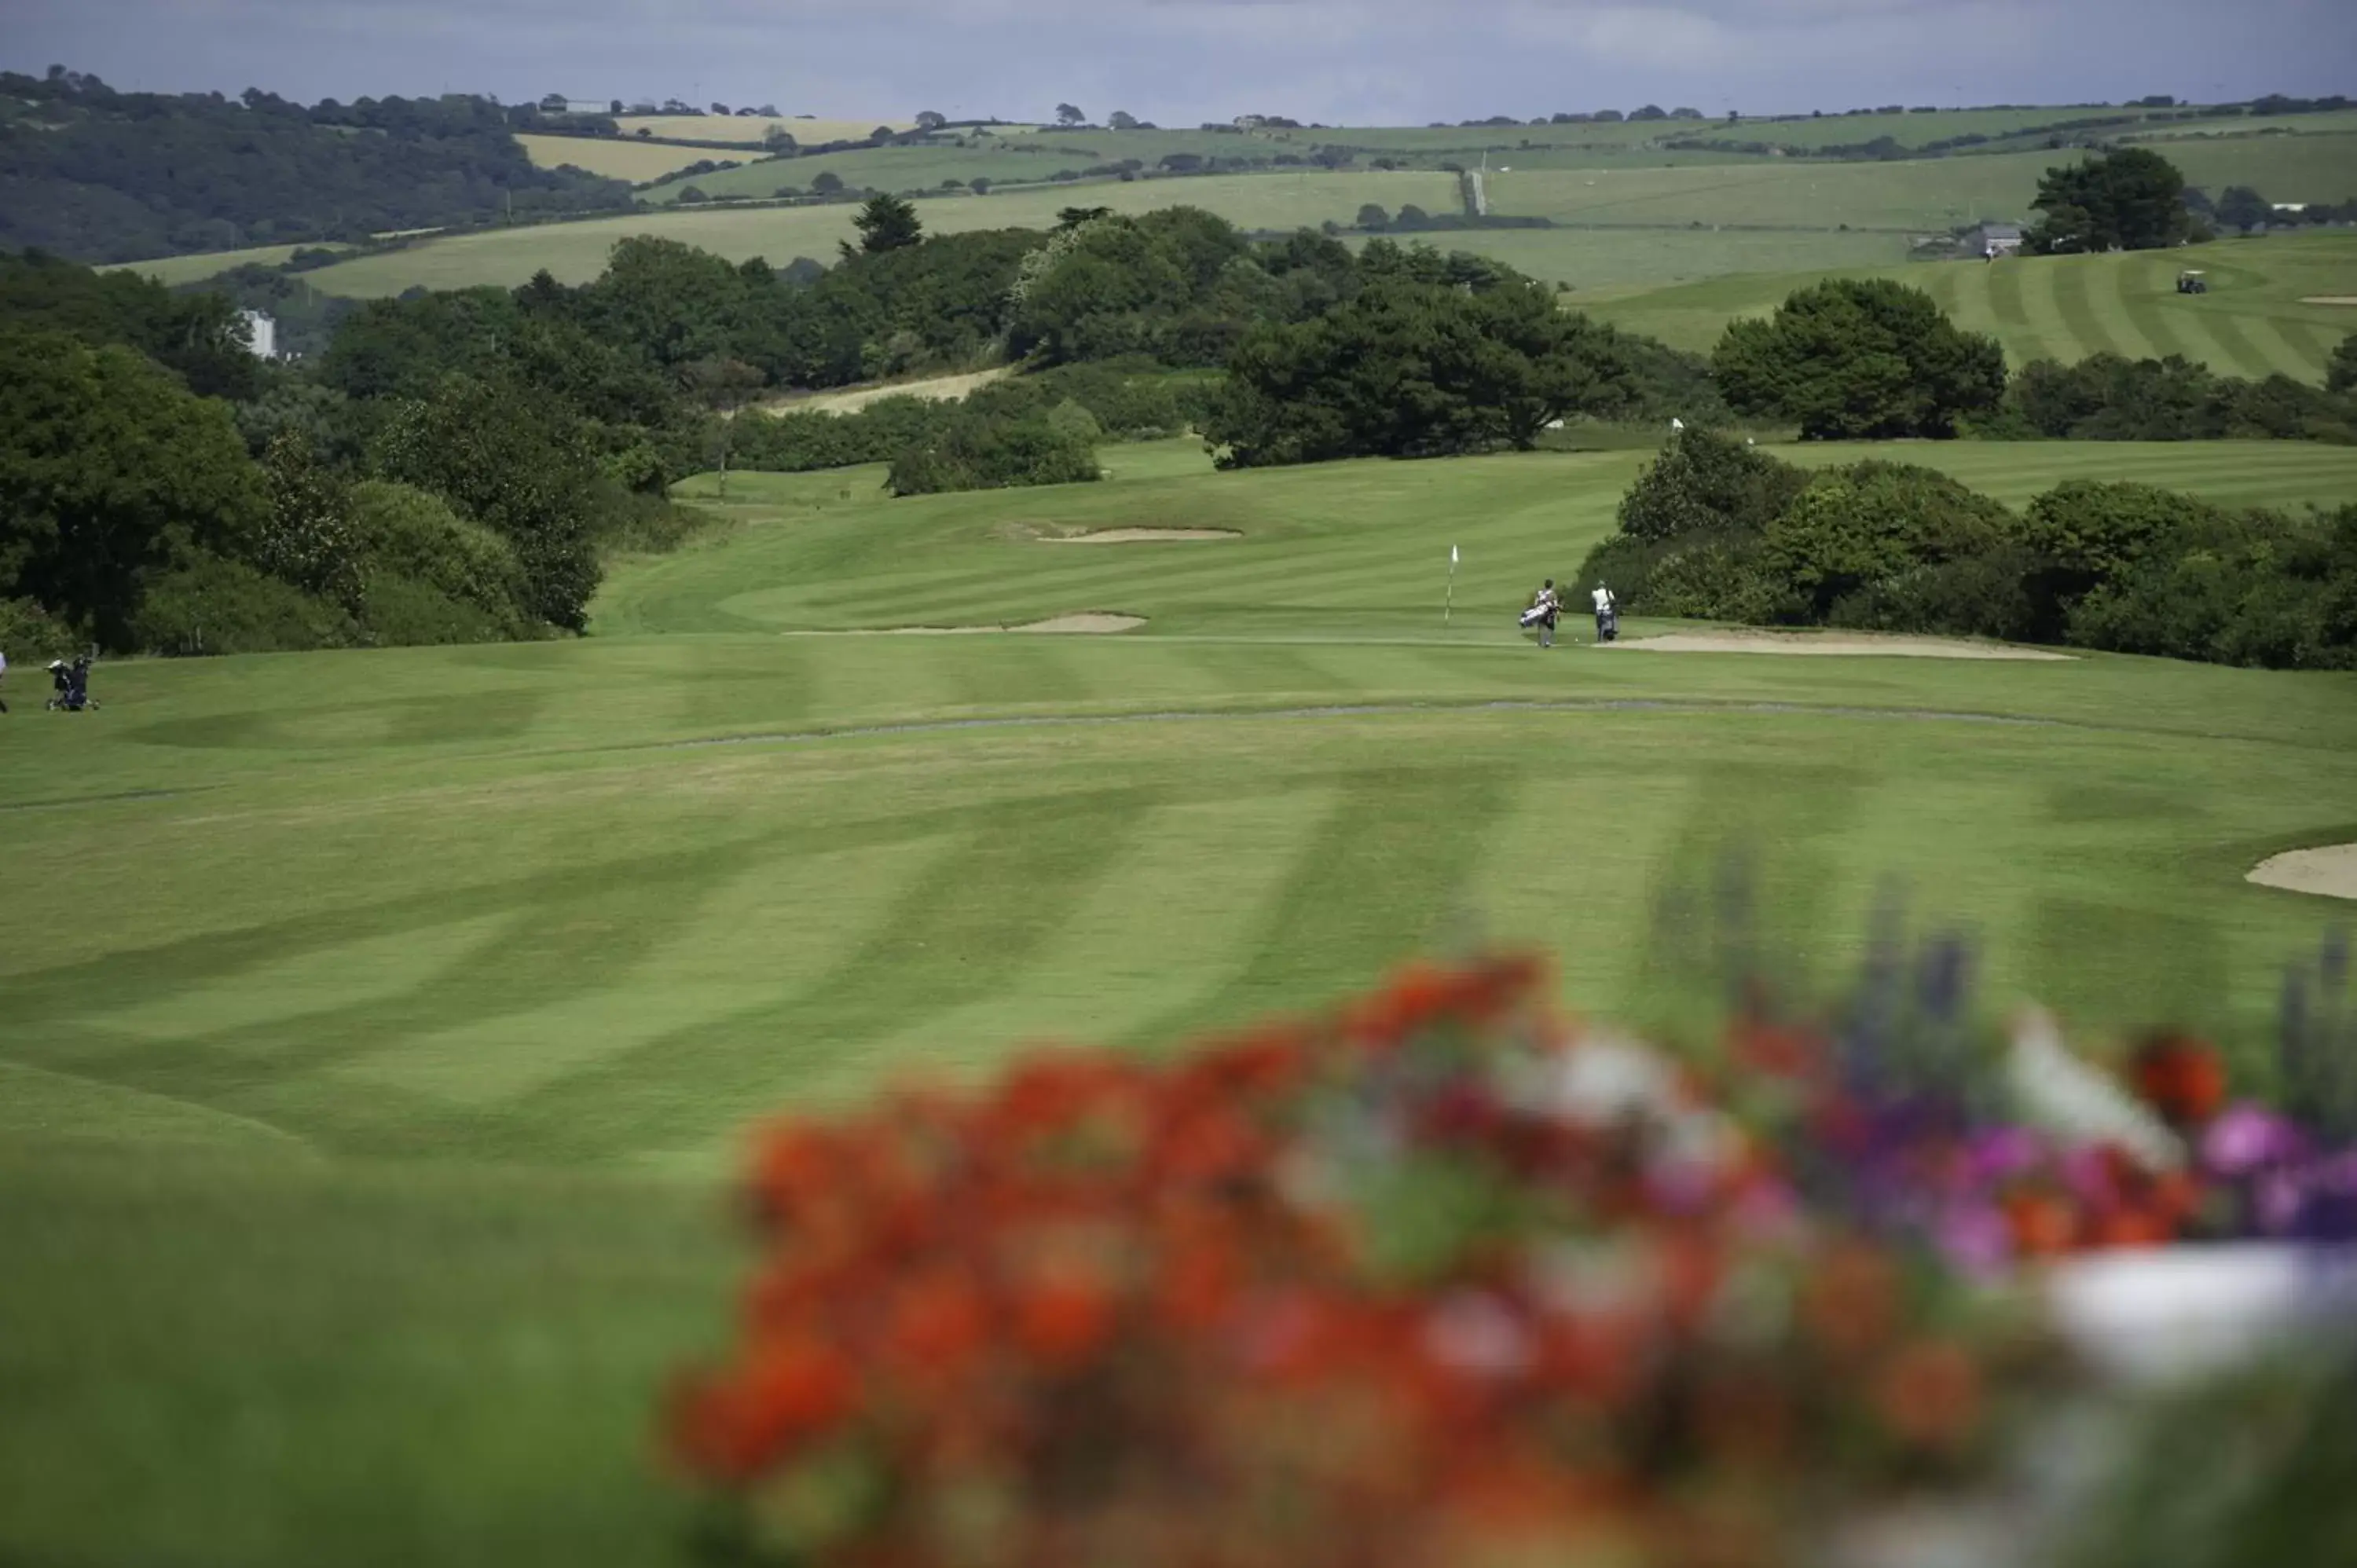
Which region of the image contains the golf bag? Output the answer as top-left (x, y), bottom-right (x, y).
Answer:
top-left (46, 656), bottom-right (97, 712)
top-left (1517, 604), bottom-right (1552, 630)
top-left (1596, 607), bottom-right (1618, 643)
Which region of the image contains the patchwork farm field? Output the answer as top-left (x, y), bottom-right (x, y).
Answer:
top-left (5, 434), bottom-right (2357, 1568)
top-left (145, 101), bottom-right (2353, 323)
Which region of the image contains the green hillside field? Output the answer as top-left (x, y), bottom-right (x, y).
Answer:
top-left (1583, 230), bottom-right (2357, 380)
top-left (5, 435), bottom-right (2357, 1568)
top-left (297, 170), bottom-right (1463, 295)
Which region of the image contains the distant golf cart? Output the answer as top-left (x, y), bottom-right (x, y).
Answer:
top-left (2176, 270), bottom-right (2209, 295)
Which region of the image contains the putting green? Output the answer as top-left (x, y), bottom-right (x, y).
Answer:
top-left (4, 436), bottom-right (2355, 1567)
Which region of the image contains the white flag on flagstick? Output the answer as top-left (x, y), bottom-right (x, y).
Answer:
top-left (1450, 544), bottom-right (1459, 564)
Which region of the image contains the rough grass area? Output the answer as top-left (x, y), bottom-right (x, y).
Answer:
top-left (4, 434), bottom-right (2355, 1568)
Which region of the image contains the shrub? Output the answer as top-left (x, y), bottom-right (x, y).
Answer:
top-left (1615, 428), bottom-right (1809, 543)
top-left (358, 571), bottom-right (532, 645)
top-left (1764, 462), bottom-right (2014, 619)
top-left (129, 550), bottom-right (360, 656)
top-left (733, 397), bottom-right (953, 472)
top-left (2064, 502), bottom-right (2356, 669)
top-left (885, 413), bottom-right (1101, 496)
top-left (2330, 335), bottom-right (2357, 396)
top-left (0, 596), bottom-right (82, 662)
top-left (1637, 535), bottom-right (1790, 621)
top-left (346, 480), bottom-right (533, 627)
top-left (1044, 398), bottom-right (1104, 443)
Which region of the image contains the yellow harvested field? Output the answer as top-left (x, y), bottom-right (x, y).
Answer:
top-left (515, 134), bottom-right (713, 183)
top-left (615, 115), bottom-right (916, 147)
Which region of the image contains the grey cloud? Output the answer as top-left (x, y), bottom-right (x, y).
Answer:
top-left (5, 0), bottom-right (2351, 125)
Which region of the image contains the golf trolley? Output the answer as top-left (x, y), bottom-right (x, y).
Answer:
top-left (45, 655), bottom-right (98, 712)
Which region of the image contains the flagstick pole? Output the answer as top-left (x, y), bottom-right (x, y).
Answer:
top-left (1444, 558), bottom-right (1456, 625)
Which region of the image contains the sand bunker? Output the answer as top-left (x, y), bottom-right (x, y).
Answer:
top-left (2300, 296), bottom-right (2357, 306)
top-left (1604, 630), bottom-right (2070, 661)
top-left (847, 614), bottom-right (1146, 636)
top-left (1038, 528), bottom-right (1241, 544)
top-left (2247, 844), bottom-right (2357, 900)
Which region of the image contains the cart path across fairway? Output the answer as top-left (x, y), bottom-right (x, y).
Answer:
top-left (2248, 844), bottom-right (2357, 900)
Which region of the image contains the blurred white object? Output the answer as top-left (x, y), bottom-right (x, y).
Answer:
top-left (2005, 1008), bottom-right (2181, 1169)
top-left (2045, 1244), bottom-right (2357, 1386)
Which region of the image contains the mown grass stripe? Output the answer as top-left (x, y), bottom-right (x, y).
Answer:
top-left (2249, 314), bottom-right (2327, 381)
top-left (798, 788), bottom-right (1340, 1101)
top-left (2113, 256), bottom-right (2194, 363)
top-left (2187, 306), bottom-right (2279, 379)
top-left (1983, 258), bottom-right (2033, 350)
top-left (2051, 259), bottom-right (2132, 361)
top-left (2009, 258), bottom-right (2080, 366)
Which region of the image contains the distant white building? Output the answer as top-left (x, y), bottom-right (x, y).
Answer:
top-left (238, 309), bottom-right (277, 361)
top-left (1970, 222), bottom-right (2025, 257)
top-left (563, 100), bottom-right (610, 116)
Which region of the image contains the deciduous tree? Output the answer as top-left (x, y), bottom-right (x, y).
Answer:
top-left (2023, 147), bottom-right (2192, 253)
top-left (1712, 278), bottom-right (2006, 439)
top-left (0, 328), bottom-right (266, 645)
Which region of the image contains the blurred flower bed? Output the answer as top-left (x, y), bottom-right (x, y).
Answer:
top-left (667, 944), bottom-right (2356, 1568)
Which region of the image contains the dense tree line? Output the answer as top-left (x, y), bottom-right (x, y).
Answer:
top-left (0, 66), bottom-right (630, 262)
top-left (1992, 354), bottom-right (2357, 443)
top-left (1576, 429), bottom-right (2357, 669)
top-left (0, 245), bottom-right (699, 658)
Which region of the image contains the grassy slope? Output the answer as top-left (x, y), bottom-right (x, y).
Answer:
top-left (7, 430), bottom-right (2357, 1567)
top-left (1585, 231), bottom-right (2357, 380)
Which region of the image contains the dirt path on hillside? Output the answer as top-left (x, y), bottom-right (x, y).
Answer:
top-left (1604, 631), bottom-right (2072, 661)
top-left (762, 368), bottom-right (1012, 417)
top-left (2247, 844), bottom-right (2357, 899)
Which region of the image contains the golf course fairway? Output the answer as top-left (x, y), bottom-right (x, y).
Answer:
top-left (5, 437), bottom-right (2356, 1567)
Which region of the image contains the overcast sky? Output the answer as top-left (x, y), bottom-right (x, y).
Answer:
top-left (6, 1), bottom-right (2352, 125)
